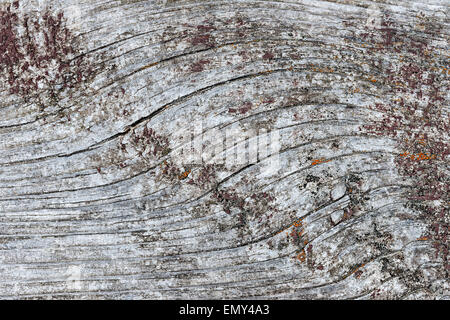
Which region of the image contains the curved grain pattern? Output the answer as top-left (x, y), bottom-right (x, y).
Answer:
top-left (0, 0), bottom-right (448, 299)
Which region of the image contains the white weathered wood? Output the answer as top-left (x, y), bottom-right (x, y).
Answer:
top-left (0, 0), bottom-right (448, 299)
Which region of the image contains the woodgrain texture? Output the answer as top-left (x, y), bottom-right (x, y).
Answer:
top-left (0, 0), bottom-right (448, 299)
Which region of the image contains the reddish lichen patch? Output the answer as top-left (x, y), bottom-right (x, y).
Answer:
top-left (158, 160), bottom-right (278, 228)
top-left (238, 50), bottom-right (249, 60)
top-left (288, 227), bottom-right (303, 246)
top-left (0, 1), bottom-right (94, 104)
top-left (120, 126), bottom-right (171, 168)
top-left (212, 187), bottom-right (277, 228)
top-left (159, 160), bottom-right (183, 182)
top-left (190, 59), bottom-right (210, 72)
top-left (186, 164), bottom-right (217, 189)
top-left (262, 51), bottom-right (274, 60)
top-left (187, 21), bottom-right (216, 48)
top-left (190, 34), bottom-right (212, 46)
top-left (196, 24), bottom-right (215, 33)
top-left (358, 12), bottom-right (449, 275)
top-left (228, 101), bottom-right (253, 115)
top-left (262, 97), bottom-right (275, 104)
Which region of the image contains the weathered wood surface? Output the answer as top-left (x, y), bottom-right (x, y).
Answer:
top-left (0, 0), bottom-right (448, 299)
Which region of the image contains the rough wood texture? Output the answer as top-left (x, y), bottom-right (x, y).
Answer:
top-left (0, 0), bottom-right (448, 299)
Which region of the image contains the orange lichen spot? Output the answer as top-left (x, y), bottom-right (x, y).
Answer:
top-left (160, 160), bottom-right (168, 168)
top-left (418, 153), bottom-right (428, 160)
top-left (417, 236), bottom-right (429, 241)
top-left (351, 263), bottom-right (365, 276)
top-left (277, 217), bottom-right (305, 235)
top-left (292, 217), bottom-right (303, 227)
top-left (178, 169), bottom-right (191, 180)
top-left (311, 158), bottom-right (331, 166)
top-left (141, 61), bottom-right (159, 71)
top-left (297, 249), bottom-right (306, 263)
top-left (368, 75), bottom-right (377, 83)
top-left (401, 151), bottom-right (436, 160)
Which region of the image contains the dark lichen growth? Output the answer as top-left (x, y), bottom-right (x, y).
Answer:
top-left (212, 187), bottom-right (276, 226)
top-left (158, 160), bottom-right (184, 182)
top-left (186, 163), bottom-right (277, 228)
top-left (0, 1), bottom-right (94, 106)
top-left (358, 12), bottom-right (449, 276)
top-left (122, 126), bottom-right (171, 162)
top-left (186, 21), bottom-right (216, 48)
top-left (228, 101), bottom-right (253, 115)
top-left (186, 164), bottom-right (217, 189)
top-left (190, 59), bottom-right (210, 72)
